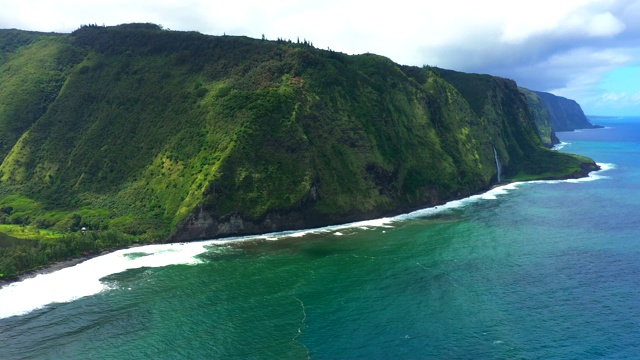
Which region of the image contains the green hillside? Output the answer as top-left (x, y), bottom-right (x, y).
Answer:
top-left (518, 87), bottom-right (560, 147)
top-left (533, 90), bottom-right (601, 131)
top-left (0, 24), bottom-right (598, 278)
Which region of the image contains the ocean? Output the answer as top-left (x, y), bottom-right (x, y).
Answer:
top-left (1, 116), bottom-right (639, 359)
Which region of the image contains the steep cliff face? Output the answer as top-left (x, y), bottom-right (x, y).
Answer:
top-left (0, 24), bottom-right (598, 244)
top-left (413, 68), bottom-right (593, 178)
top-left (172, 58), bottom-right (598, 240)
top-left (534, 91), bottom-right (600, 131)
top-left (0, 30), bottom-right (85, 160)
top-left (428, 68), bottom-right (561, 148)
top-left (519, 88), bottom-right (560, 147)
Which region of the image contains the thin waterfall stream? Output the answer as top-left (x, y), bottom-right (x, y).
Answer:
top-left (493, 147), bottom-right (502, 183)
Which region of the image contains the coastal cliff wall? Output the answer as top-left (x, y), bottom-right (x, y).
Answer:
top-left (0, 24), bottom-right (598, 244)
top-left (534, 91), bottom-right (600, 131)
top-left (519, 88), bottom-right (561, 147)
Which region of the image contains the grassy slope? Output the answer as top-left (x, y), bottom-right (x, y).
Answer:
top-left (0, 31), bottom-right (85, 160)
top-left (0, 25), bottom-right (598, 277)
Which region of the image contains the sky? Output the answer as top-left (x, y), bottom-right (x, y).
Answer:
top-left (2, 0), bottom-right (639, 116)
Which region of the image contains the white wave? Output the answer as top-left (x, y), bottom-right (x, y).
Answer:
top-left (390, 163), bottom-right (612, 221)
top-left (0, 242), bottom-right (215, 319)
top-left (0, 162), bottom-right (614, 319)
top-left (284, 217), bottom-right (394, 239)
top-left (597, 162), bottom-right (616, 172)
top-left (553, 142), bottom-right (570, 150)
top-left (529, 162), bottom-right (614, 184)
top-left (392, 182), bottom-right (521, 222)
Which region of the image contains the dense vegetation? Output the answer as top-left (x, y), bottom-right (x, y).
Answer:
top-left (0, 231), bottom-right (134, 279)
top-left (534, 90), bottom-right (601, 131)
top-left (0, 24), bottom-right (598, 278)
top-left (519, 87), bottom-right (560, 147)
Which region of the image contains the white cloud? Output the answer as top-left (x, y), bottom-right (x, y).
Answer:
top-left (1, 0), bottom-right (640, 114)
top-left (602, 92), bottom-right (628, 101)
top-left (599, 92), bottom-right (640, 104)
top-left (586, 91), bottom-right (640, 115)
top-left (585, 12), bottom-right (626, 36)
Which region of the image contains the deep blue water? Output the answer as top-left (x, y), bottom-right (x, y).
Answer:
top-left (0, 117), bottom-right (639, 359)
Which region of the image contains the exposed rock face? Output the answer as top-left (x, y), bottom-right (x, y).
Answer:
top-left (534, 91), bottom-right (601, 131)
top-left (169, 206), bottom-right (283, 242)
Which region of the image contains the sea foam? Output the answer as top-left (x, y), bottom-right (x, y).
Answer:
top-left (553, 142), bottom-right (570, 150)
top-left (0, 162), bottom-right (614, 319)
top-left (0, 242), bottom-right (215, 319)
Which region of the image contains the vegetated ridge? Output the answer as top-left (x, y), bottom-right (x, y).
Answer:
top-left (533, 90), bottom-right (603, 131)
top-left (0, 24), bottom-right (598, 278)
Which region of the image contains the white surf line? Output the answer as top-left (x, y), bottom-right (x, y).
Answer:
top-left (518, 162), bottom-right (615, 185)
top-left (391, 162), bottom-right (613, 221)
top-left (552, 142), bottom-right (570, 150)
top-left (0, 241), bottom-right (216, 319)
top-left (0, 162), bottom-right (613, 319)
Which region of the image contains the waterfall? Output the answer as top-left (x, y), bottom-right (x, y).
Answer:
top-left (493, 147), bottom-right (502, 183)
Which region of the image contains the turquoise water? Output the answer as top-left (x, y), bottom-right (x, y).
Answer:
top-left (1, 117), bottom-right (639, 359)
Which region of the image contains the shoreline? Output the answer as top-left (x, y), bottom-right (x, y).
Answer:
top-left (0, 252), bottom-right (108, 288)
top-left (0, 244), bottom-right (145, 288)
top-left (0, 162), bottom-right (603, 289)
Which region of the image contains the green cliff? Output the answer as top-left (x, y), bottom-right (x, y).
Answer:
top-left (427, 68), bottom-right (561, 148)
top-left (533, 90), bottom-right (601, 131)
top-left (0, 24), bottom-right (598, 277)
top-left (519, 88), bottom-right (560, 147)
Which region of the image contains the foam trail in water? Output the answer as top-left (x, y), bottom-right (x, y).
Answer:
top-left (0, 163), bottom-right (613, 319)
